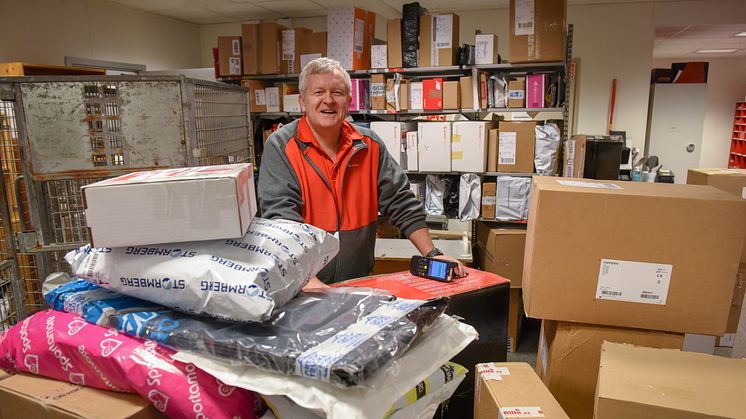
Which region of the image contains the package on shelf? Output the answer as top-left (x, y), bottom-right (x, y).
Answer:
top-left (537, 321), bottom-right (683, 419)
top-left (371, 44), bottom-right (388, 69)
top-left (507, 78), bottom-right (526, 108)
top-left (265, 86), bottom-right (281, 112)
top-left (425, 175), bottom-right (446, 215)
top-left (418, 122), bottom-right (452, 172)
top-left (350, 79), bottom-right (368, 111)
top-left (280, 27), bottom-right (312, 74)
top-left (84, 164), bottom-right (256, 247)
top-left (458, 173), bottom-right (481, 221)
top-left (419, 14), bottom-right (460, 67)
top-left (474, 362), bottom-right (568, 419)
top-left (507, 288), bottom-right (523, 352)
top-left (260, 22), bottom-right (287, 74)
top-left (242, 23), bottom-right (260, 75)
top-left (487, 128), bottom-right (499, 171)
top-left (423, 78), bottom-right (443, 110)
top-left (510, 0), bottom-right (567, 63)
top-left (402, 3), bottom-right (424, 68)
top-left (218, 36), bottom-right (242, 77)
top-left (327, 7), bottom-right (376, 71)
top-left (410, 180), bottom-right (424, 200)
top-left (387, 19), bottom-right (403, 68)
top-left (496, 176), bottom-right (531, 221)
top-left (480, 182), bottom-right (496, 218)
top-left (526, 74), bottom-right (546, 108)
top-left (406, 131), bottom-right (418, 171)
top-left (370, 74), bottom-right (386, 110)
top-left (242, 79), bottom-right (267, 113)
top-left (443, 80), bottom-right (460, 110)
top-left (487, 75), bottom-right (508, 108)
top-left (283, 94), bottom-right (301, 112)
top-left (534, 122), bottom-right (561, 176)
top-left (475, 224), bottom-right (526, 287)
top-left (370, 121), bottom-right (417, 166)
top-left (478, 71), bottom-right (489, 109)
top-left (475, 34), bottom-right (499, 65)
top-left (409, 81), bottom-right (424, 110)
top-left (497, 121), bottom-right (536, 173)
top-left (452, 121), bottom-right (497, 172)
top-left (596, 342), bottom-right (746, 419)
top-left (399, 79), bottom-right (409, 111)
top-left (300, 32), bottom-right (327, 70)
top-left (385, 77), bottom-right (401, 111)
top-left (418, 15), bottom-right (433, 68)
top-left (460, 76), bottom-right (477, 110)
top-left (523, 177), bottom-right (746, 335)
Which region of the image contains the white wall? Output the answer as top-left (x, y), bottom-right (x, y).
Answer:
top-left (653, 58), bottom-right (746, 168)
top-left (0, 0), bottom-right (201, 70)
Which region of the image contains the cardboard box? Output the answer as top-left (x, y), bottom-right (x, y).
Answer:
top-left (475, 34), bottom-right (499, 65)
top-left (475, 224), bottom-right (526, 287)
top-left (487, 128), bottom-right (498, 172)
top-left (726, 263), bottom-right (746, 333)
top-left (370, 122), bottom-right (417, 166)
top-left (241, 23), bottom-right (259, 75)
top-left (563, 134), bottom-right (589, 178)
top-left (398, 79), bottom-right (409, 111)
top-left (349, 79), bottom-right (368, 111)
top-left (406, 131), bottom-right (418, 171)
top-left (327, 7), bottom-right (376, 71)
top-left (282, 94), bottom-right (301, 112)
top-left (433, 14), bottom-right (459, 67)
top-left (0, 373), bottom-right (165, 419)
top-left (460, 76), bottom-right (476, 110)
top-left (260, 22), bottom-right (285, 74)
top-left (409, 81), bottom-right (423, 110)
top-left (370, 74), bottom-right (386, 110)
top-left (496, 121), bottom-right (535, 173)
top-left (509, 0), bottom-right (567, 63)
top-left (595, 342), bottom-right (746, 419)
top-left (507, 288), bottom-right (522, 352)
top-left (481, 182), bottom-right (496, 218)
top-left (474, 362), bottom-right (568, 419)
top-left (299, 32), bottom-right (327, 70)
top-left (537, 321), bottom-right (684, 419)
top-left (687, 168), bottom-right (746, 263)
top-left (524, 177), bottom-right (746, 335)
top-left (423, 78), bottom-right (443, 110)
top-left (418, 15), bottom-right (433, 68)
top-left (452, 121), bottom-right (496, 172)
top-left (387, 19), bottom-right (403, 68)
top-left (241, 79), bottom-right (266, 113)
top-left (371, 44), bottom-right (387, 69)
top-left (218, 36), bottom-right (242, 77)
top-left (385, 78), bottom-right (398, 111)
top-left (265, 86), bottom-right (280, 112)
top-left (84, 164), bottom-right (256, 247)
top-left (280, 27), bottom-right (312, 74)
top-left (417, 122), bottom-right (451, 172)
top-left (443, 80), bottom-right (460, 110)
top-left (507, 78), bottom-right (526, 108)
top-left (526, 74), bottom-right (545, 108)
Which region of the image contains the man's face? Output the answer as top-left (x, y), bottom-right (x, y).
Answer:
top-left (300, 72), bottom-right (351, 132)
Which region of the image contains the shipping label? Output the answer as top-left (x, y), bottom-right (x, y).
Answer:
top-left (499, 132), bottom-right (517, 165)
top-left (231, 39), bottom-right (240, 55)
top-left (354, 19), bottom-right (365, 54)
top-left (557, 180), bottom-right (622, 189)
top-left (229, 57), bottom-right (240, 75)
top-left (301, 53), bottom-right (322, 70)
top-left (565, 140), bottom-right (575, 176)
top-left (435, 15), bottom-right (453, 49)
top-left (499, 407), bottom-right (545, 418)
top-left (596, 259), bottom-right (672, 305)
top-left (515, 0), bottom-right (535, 36)
top-left (282, 30), bottom-right (295, 61)
top-left (255, 90), bottom-right (266, 106)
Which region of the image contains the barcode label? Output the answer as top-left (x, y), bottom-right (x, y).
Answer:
top-left (499, 132), bottom-right (517, 166)
top-left (596, 259), bottom-right (672, 305)
top-left (436, 42), bottom-right (450, 48)
top-left (354, 19), bottom-right (365, 54)
top-left (517, 22), bottom-right (534, 30)
top-left (515, 0), bottom-right (535, 36)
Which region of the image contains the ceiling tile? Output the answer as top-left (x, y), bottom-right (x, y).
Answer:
top-left (255, 0), bottom-right (323, 13)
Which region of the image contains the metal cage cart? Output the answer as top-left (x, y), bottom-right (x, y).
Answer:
top-left (0, 75), bottom-right (252, 329)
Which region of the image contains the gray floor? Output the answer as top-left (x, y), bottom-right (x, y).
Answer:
top-left (506, 317), bottom-right (541, 366)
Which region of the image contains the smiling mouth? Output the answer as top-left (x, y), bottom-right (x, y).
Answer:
top-left (320, 110), bottom-right (337, 114)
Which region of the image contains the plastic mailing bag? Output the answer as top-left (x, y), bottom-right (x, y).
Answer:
top-left (44, 279), bottom-right (447, 388)
top-left (65, 218), bottom-right (339, 322)
top-left (495, 176), bottom-right (531, 221)
top-left (535, 123), bottom-right (561, 176)
top-left (458, 174), bottom-right (481, 221)
top-left (424, 175), bottom-right (446, 216)
top-left (0, 310), bottom-right (259, 419)
top-left (174, 314), bottom-right (477, 419)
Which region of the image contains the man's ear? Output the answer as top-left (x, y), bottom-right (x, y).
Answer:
top-left (299, 95), bottom-right (306, 113)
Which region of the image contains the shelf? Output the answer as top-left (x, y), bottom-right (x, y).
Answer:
top-left (476, 218), bottom-right (528, 224)
top-left (486, 107), bottom-right (563, 113)
top-left (406, 171), bottom-right (533, 176)
top-left (474, 62), bottom-right (565, 71)
top-left (253, 108), bottom-right (564, 117)
top-left (483, 172), bottom-right (535, 177)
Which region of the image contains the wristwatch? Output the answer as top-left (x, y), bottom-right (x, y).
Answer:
top-left (426, 247), bottom-right (444, 258)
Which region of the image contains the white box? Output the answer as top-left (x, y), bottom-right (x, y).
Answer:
top-left (83, 164), bottom-right (256, 247)
top-left (265, 87), bottom-right (280, 112)
top-left (371, 45), bottom-right (388, 69)
top-left (475, 34), bottom-right (499, 65)
top-left (327, 7), bottom-right (372, 71)
top-left (370, 121), bottom-right (417, 166)
top-left (406, 131), bottom-right (419, 171)
top-left (283, 94), bottom-right (301, 112)
top-left (418, 122), bottom-right (452, 172)
top-left (451, 121), bottom-right (494, 172)
top-left (409, 82), bottom-right (423, 110)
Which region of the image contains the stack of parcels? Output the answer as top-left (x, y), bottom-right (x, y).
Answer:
top-left (0, 164), bottom-right (478, 419)
top-left (523, 176), bottom-right (746, 419)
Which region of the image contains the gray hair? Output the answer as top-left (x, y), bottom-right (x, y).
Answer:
top-left (298, 57), bottom-right (352, 97)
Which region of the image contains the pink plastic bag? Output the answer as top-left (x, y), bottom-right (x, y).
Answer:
top-left (0, 310), bottom-right (259, 419)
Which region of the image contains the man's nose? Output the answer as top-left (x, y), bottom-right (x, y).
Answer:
top-left (321, 91), bottom-right (334, 103)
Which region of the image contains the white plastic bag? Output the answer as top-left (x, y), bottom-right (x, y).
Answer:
top-left (425, 175), bottom-right (446, 216)
top-left (65, 218), bottom-right (339, 322)
top-left (535, 123), bottom-right (561, 176)
top-left (458, 174), bottom-right (481, 221)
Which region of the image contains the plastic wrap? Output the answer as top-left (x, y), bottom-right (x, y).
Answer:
top-left (44, 279), bottom-right (447, 388)
top-left (402, 3), bottom-right (425, 68)
top-left (0, 310), bottom-right (259, 419)
top-left (174, 314), bottom-right (478, 419)
top-left (535, 123), bottom-right (561, 176)
top-left (64, 218), bottom-right (339, 323)
top-left (495, 176), bottom-right (531, 221)
top-left (425, 175), bottom-right (446, 215)
top-left (458, 174), bottom-right (481, 221)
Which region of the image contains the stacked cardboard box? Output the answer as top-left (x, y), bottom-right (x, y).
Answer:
top-left (327, 7), bottom-right (376, 71)
top-left (523, 177), bottom-right (746, 418)
top-left (509, 0), bottom-right (567, 63)
top-left (218, 36), bottom-right (242, 77)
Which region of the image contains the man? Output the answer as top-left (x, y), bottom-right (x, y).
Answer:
top-left (258, 57), bottom-right (466, 286)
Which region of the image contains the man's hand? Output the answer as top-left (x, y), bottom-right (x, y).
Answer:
top-left (303, 276), bottom-right (330, 290)
top-left (433, 255), bottom-right (468, 278)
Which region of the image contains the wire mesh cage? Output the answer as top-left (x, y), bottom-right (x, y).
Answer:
top-left (0, 75), bottom-right (252, 325)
